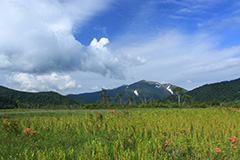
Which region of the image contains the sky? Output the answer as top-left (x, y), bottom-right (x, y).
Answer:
top-left (1, 0), bottom-right (240, 95)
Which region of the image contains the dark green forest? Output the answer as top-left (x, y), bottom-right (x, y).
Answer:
top-left (0, 86), bottom-right (76, 109)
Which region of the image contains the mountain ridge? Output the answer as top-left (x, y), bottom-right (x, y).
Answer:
top-left (1, 77), bottom-right (240, 108)
top-left (67, 80), bottom-right (183, 103)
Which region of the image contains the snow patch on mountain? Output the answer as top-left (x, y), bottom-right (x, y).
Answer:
top-left (166, 85), bottom-right (173, 94)
top-left (155, 83), bottom-right (162, 88)
top-left (134, 90), bottom-right (139, 96)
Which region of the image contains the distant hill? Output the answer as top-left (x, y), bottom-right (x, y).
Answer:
top-left (186, 78), bottom-right (240, 102)
top-left (0, 86), bottom-right (76, 107)
top-left (0, 96), bottom-right (17, 109)
top-left (67, 80), bottom-right (184, 103)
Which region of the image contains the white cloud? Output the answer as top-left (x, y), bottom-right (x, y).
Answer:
top-left (90, 37), bottom-right (109, 50)
top-left (91, 86), bottom-right (99, 90)
top-left (116, 30), bottom-right (240, 89)
top-left (0, 0), bottom-right (143, 80)
top-left (6, 72), bottom-right (79, 92)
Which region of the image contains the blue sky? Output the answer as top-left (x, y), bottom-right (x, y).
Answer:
top-left (1, 0), bottom-right (240, 94)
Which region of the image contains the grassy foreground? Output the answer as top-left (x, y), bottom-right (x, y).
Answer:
top-left (0, 108), bottom-right (240, 159)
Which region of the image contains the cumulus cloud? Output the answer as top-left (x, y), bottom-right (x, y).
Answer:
top-left (6, 72), bottom-right (80, 92)
top-left (0, 0), bottom-right (142, 80)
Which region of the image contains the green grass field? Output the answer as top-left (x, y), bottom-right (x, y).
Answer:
top-left (1, 108), bottom-right (240, 159)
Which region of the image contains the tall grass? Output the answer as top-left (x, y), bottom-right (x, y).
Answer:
top-left (0, 108), bottom-right (239, 159)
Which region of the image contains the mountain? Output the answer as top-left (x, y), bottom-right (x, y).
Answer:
top-left (0, 85), bottom-right (76, 107)
top-left (186, 78), bottom-right (240, 102)
top-left (67, 80), bottom-right (184, 103)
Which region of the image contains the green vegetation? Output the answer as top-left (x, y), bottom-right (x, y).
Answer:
top-left (1, 108), bottom-right (240, 159)
top-left (0, 86), bottom-right (76, 109)
top-left (187, 78), bottom-right (240, 102)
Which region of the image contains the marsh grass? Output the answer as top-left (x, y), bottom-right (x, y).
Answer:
top-left (0, 108), bottom-right (239, 159)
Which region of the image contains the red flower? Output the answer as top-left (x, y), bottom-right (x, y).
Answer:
top-left (4, 119), bottom-right (8, 122)
top-left (33, 131), bottom-right (36, 133)
top-left (24, 129), bottom-right (28, 133)
top-left (164, 139), bottom-right (170, 146)
top-left (98, 111), bottom-right (101, 113)
top-left (230, 136), bottom-right (238, 143)
top-left (27, 128), bottom-right (31, 131)
top-left (234, 145), bottom-right (237, 149)
top-left (129, 113), bottom-right (131, 115)
top-left (215, 148), bottom-right (221, 152)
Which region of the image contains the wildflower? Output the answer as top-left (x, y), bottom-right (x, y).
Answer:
top-left (27, 128), bottom-right (31, 131)
top-left (188, 128), bottom-right (190, 131)
top-left (234, 145), bottom-right (237, 149)
top-left (98, 111), bottom-right (101, 113)
top-left (24, 129), bottom-right (28, 133)
top-left (215, 148), bottom-right (221, 152)
top-left (129, 113), bottom-right (131, 115)
top-left (33, 131), bottom-right (36, 133)
top-left (164, 139), bottom-right (170, 146)
top-left (5, 119), bottom-right (8, 122)
top-left (230, 137), bottom-right (238, 143)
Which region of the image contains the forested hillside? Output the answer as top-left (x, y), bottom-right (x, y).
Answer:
top-left (186, 78), bottom-right (240, 102)
top-left (0, 86), bottom-right (76, 108)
